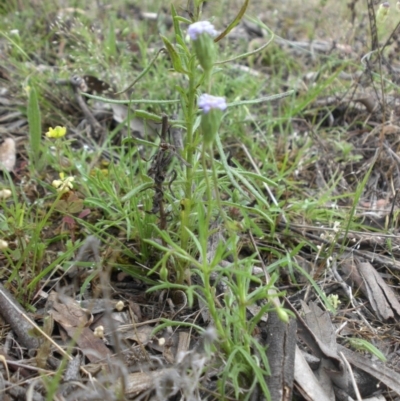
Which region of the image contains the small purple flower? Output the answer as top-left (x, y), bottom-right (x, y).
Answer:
top-left (198, 94), bottom-right (227, 114)
top-left (198, 94), bottom-right (226, 145)
top-left (187, 21), bottom-right (217, 41)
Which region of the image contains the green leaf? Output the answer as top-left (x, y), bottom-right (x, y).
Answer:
top-left (68, 200), bottom-right (84, 214)
top-left (214, 0), bottom-right (249, 42)
top-left (174, 16), bottom-right (192, 25)
top-left (348, 338), bottom-right (387, 362)
top-left (80, 270), bottom-right (99, 298)
top-left (134, 110), bottom-right (162, 123)
top-left (27, 85), bottom-right (42, 166)
top-left (160, 34), bottom-right (187, 74)
top-left (176, 36), bottom-right (189, 57)
top-left (121, 182), bottom-right (153, 202)
top-left (106, 14), bottom-right (117, 58)
top-left (227, 91), bottom-right (294, 107)
top-left (82, 93), bottom-right (180, 105)
top-left (171, 4), bottom-right (184, 42)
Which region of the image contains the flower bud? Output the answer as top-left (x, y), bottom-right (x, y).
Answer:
top-left (198, 94), bottom-right (227, 145)
top-left (276, 306), bottom-right (290, 323)
top-left (187, 21), bottom-right (217, 73)
top-left (377, 2), bottom-right (390, 23)
top-left (160, 265), bottom-right (169, 281)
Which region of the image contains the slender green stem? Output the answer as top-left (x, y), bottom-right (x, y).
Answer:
top-left (201, 260), bottom-right (232, 354)
top-left (204, 69), bottom-right (212, 93)
top-left (37, 191), bottom-right (65, 233)
top-left (184, 76), bottom-right (196, 197)
top-left (181, 59), bottom-right (197, 252)
top-left (209, 154), bottom-right (226, 223)
top-left (201, 143), bottom-right (233, 355)
top-left (201, 143), bottom-right (213, 234)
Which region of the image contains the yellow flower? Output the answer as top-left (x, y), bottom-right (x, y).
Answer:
top-left (46, 126), bottom-right (67, 138)
top-left (52, 172), bottom-right (74, 193)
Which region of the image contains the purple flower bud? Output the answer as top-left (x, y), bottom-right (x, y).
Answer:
top-left (187, 21), bottom-right (217, 41)
top-left (377, 2), bottom-right (390, 22)
top-left (198, 94), bottom-right (226, 145)
top-left (187, 21), bottom-right (217, 72)
top-left (198, 94), bottom-right (227, 114)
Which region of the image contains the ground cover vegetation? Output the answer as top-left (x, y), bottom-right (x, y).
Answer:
top-left (1, 0), bottom-right (400, 400)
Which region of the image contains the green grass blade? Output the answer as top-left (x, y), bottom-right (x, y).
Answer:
top-left (27, 85), bottom-right (42, 167)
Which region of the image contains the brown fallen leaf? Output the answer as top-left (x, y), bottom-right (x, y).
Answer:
top-left (288, 299), bottom-right (388, 399)
top-left (47, 292), bottom-right (112, 363)
top-left (110, 103), bottom-right (156, 138)
top-left (121, 324), bottom-right (153, 344)
top-left (356, 259), bottom-right (400, 321)
top-left (337, 344), bottom-right (400, 396)
top-left (301, 301), bottom-right (348, 397)
top-left (294, 346), bottom-right (332, 401)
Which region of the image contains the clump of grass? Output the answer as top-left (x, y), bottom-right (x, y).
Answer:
top-left (81, 2), bottom-right (294, 397)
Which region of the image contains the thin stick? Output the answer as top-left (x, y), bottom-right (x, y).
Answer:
top-left (339, 351), bottom-right (362, 401)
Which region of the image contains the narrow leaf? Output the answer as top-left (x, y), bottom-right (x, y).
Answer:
top-left (27, 85), bottom-right (42, 165)
top-left (134, 110), bottom-right (162, 123)
top-left (348, 338), bottom-right (387, 362)
top-left (214, 0), bottom-right (249, 42)
top-left (160, 35), bottom-right (187, 73)
top-left (171, 4), bottom-right (184, 42)
top-left (82, 92), bottom-right (180, 105)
